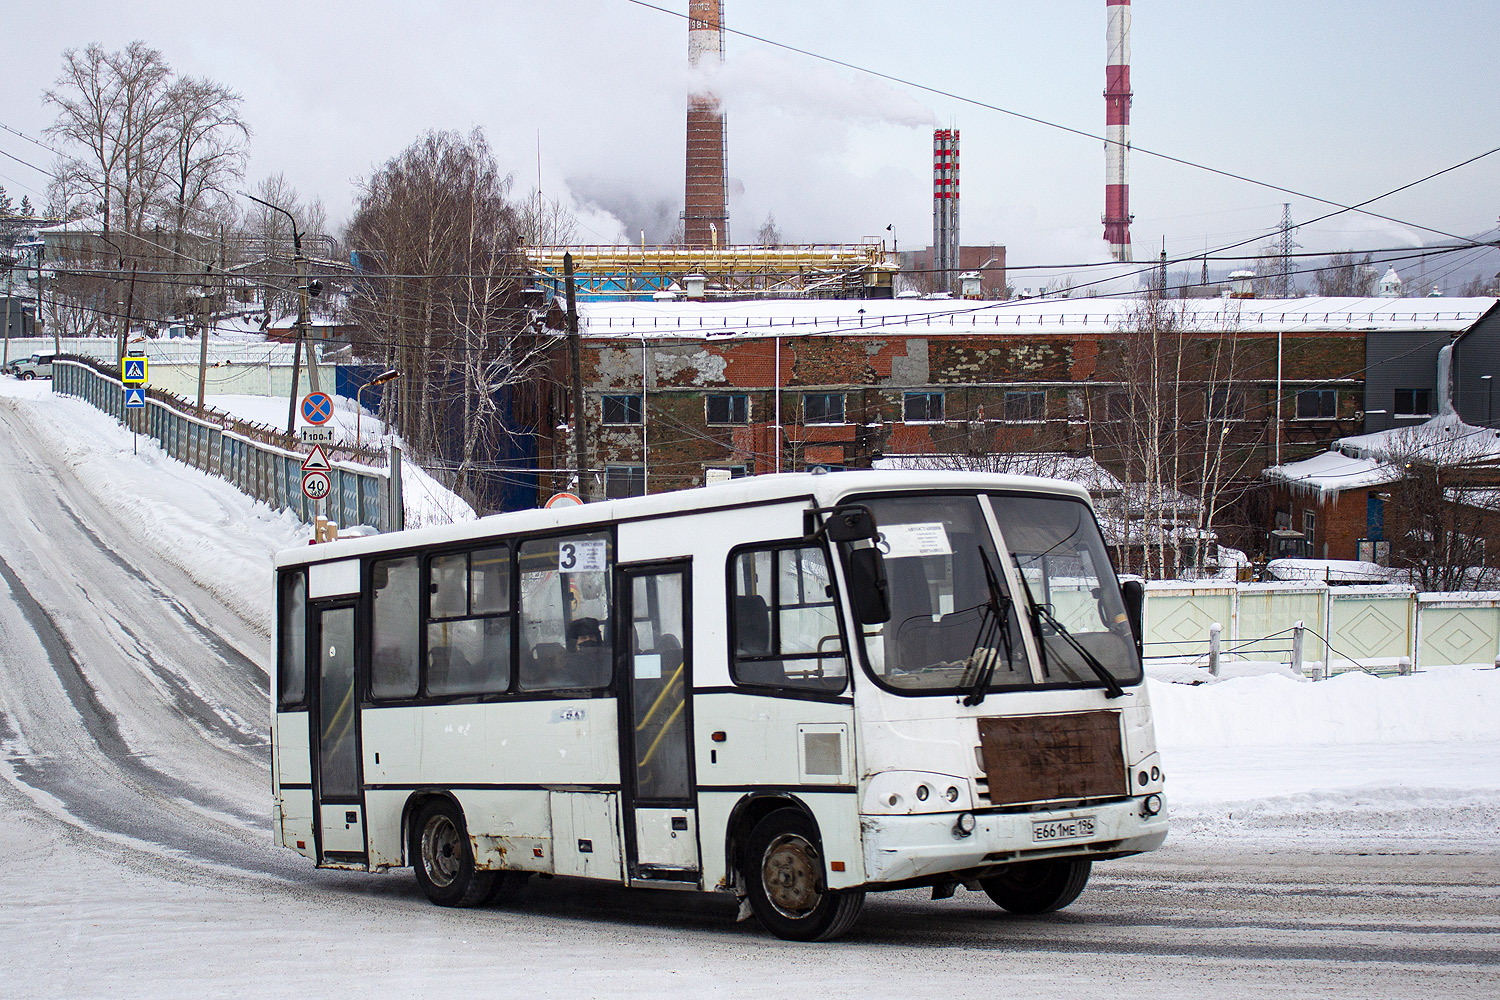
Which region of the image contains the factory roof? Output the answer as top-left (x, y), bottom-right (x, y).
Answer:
top-left (576, 296), bottom-right (1496, 341)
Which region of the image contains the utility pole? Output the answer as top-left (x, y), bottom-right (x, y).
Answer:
top-left (120, 262), bottom-right (137, 362)
top-left (196, 266), bottom-right (211, 415)
top-left (37, 245), bottom-right (54, 354)
top-left (242, 191), bottom-right (314, 437)
top-left (565, 253), bottom-right (590, 501)
top-left (3, 262), bottom-right (12, 368)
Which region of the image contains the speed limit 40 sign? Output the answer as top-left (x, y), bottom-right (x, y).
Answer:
top-left (302, 471), bottom-right (331, 501)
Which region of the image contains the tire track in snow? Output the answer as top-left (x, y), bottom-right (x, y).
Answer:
top-left (0, 551), bottom-right (275, 867)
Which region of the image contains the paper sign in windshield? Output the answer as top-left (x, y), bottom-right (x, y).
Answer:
top-left (879, 522), bottom-right (952, 559)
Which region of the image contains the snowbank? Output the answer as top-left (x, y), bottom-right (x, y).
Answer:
top-left (1150, 668), bottom-right (1500, 748)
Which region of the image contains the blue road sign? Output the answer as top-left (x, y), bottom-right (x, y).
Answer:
top-left (301, 391), bottom-right (334, 425)
top-left (122, 357), bottom-right (148, 383)
top-left (124, 387), bottom-right (146, 409)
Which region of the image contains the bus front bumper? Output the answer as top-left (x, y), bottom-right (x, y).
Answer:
top-left (859, 796), bottom-right (1168, 886)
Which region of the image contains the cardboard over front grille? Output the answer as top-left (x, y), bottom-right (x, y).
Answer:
top-left (978, 710), bottom-right (1126, 805)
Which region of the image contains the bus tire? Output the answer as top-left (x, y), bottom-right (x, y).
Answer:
top-left (979, 858), bottom-right (1092, 914)
top-left (743, 807), bottom-right (865, 942)
top-left (410, 798), bottom-right (495, 908)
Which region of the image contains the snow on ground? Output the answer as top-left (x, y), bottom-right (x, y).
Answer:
top-left (4, 372), bottom-right (1500, 849)
top-left (206, 392), bottom-right (476, 528)
top-left (0, 377), bottom-right (304, 629)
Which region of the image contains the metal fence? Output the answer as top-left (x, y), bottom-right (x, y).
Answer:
top-left (53, 358), bottom-right (402, 532)
top-left (1143, 580), bottom-right (1500, 675)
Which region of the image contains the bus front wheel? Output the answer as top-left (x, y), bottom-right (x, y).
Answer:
top-left (410, 798), bottom-right (495, 907)
top-left (980, 857), bottom-right (1092, 914)
top-left (744, 808), bottom-right (865, 941)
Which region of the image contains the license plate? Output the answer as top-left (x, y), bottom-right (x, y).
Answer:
top-left (1032, 815), bottom-right (1096, 843)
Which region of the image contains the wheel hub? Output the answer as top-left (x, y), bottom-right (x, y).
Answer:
top-left (422, 815), bottom-right (461, 887)
top-left (761, 834), bottom-right (821, 918)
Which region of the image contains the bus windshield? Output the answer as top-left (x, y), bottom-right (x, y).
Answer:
top-left (854, 492), bottom-right (1140, 695)
top-left (986, 492), bottom-right (1141, 690)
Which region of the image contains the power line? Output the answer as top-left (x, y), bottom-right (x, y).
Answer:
top-left (622, 0), bottom-right (1498, 246)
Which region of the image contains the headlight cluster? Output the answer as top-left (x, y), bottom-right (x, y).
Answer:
top-left (862, 771), bottom-right (971, 815)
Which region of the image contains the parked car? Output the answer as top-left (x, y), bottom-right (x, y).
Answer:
top-left (6, 352), bottom-right (55, 380)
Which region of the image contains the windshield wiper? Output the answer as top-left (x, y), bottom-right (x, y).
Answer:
top-left (1011, 562), bottom-right (1128, 700)
top-left (962, 547), bottom-right (1015, 707)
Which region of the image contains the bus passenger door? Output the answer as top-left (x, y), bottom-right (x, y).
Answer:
top-left (617, 562), bottom-right (700, 884)
top-left (311, 601), bottom-right (366, 863)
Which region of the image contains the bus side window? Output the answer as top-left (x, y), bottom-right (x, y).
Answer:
top-left (370, 556), bottom-right (420, 699)
top-left (277, 570), bottom-right (307, 709)
top-left (423, 545), bottom-right (513, 697)
top-left (729, 545), bottom-right (847, 695)
top-left (518, 533), bottom-right (612, 692)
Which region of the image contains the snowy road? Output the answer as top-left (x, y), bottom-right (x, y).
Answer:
top-left (1, 386), bottom-right (1497, 997)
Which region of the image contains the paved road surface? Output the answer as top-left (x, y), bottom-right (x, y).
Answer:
top-left (0, 394), bottom-right (1495, 998)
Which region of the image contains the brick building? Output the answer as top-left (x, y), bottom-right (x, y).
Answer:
top-left (534, 296), bottom-right (1497, 556)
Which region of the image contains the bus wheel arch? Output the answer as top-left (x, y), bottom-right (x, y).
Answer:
top-left (407, 794), bottom-right (496, 908)
top-left (724, 793), bottom-right (811, 893)
top-left (733, 799), bottom-right (866, 942)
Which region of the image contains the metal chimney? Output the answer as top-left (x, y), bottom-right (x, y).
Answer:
top-left (684, 0), bottom-right (729, 247)
top-left (933, 129), bottom-right (959, 291)
top-left (1103, 0), bottom-right (1133, 261)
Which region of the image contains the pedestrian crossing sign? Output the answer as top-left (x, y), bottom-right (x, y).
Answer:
top-left (122, 357), bottom-right (148, 383)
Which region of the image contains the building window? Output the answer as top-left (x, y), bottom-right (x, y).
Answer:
top-left (706, 393), bottom-right (749, 425)
top-left (1296, 389), bottom-right (1336, 419)
top-left (1004, 391), bottom-right (1046, 422)
top-left (602, 394), bottom-right (643, 425)
top-left (604, 465), bottom-right (646, 499)
top-left (1207, 387), bottom-right (1244, 420)
top-left (803, 392), bottom-right (845, 425)
top-left (1393, 388), bottom-right (1431, 416)
top-left (903, 391), bottom-right (944, 423)
top-left (1303, 510), bottom-right (1316, 541)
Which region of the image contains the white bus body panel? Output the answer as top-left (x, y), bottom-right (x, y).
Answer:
top-left (633, 808), bottom-right (699, 870)
top-left (552, 791), bottom-right (623, 880)
top-left (308, 558), bottom-right (360, 598)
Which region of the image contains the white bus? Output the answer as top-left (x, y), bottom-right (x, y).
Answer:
top-left (272, 471), bottom-right (1166, 941)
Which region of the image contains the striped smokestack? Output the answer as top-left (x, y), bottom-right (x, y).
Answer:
top-left (684, 0), bottom-right (729, 247)
top-left (1104, 0), bottom-right (1133, 262)
top-left (933, 129), bottom-right (959, 291)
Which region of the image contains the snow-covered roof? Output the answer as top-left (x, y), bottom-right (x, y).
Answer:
top-left (1264, 449), bottom-right (1403, 497)
top-left (1267, 559), bottom-right (1398, 584)
top-left (575, 296), bottom-right (1496, 342)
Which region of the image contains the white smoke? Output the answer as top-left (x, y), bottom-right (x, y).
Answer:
top-left (691, 47), bottom-right (937, 129)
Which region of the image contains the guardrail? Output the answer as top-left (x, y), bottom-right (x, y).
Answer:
top-left (52, 357), bottom-right (402, 532)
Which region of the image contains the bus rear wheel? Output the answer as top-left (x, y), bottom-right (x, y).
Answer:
top-left (410, 798), bottom-right (495, 907)
top-left (980, 857), bottom-right (1092, 914)
top-left (744, 808), bottom-right (865, 941)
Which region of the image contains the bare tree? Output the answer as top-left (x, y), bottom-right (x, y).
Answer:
top-left (1314, 251), bottom-right (1377, 297)
top-left (162, 76), bottom-right (249, 256)
top-left (756, 212), bottom-right (782, 247)
top-left (346, 129), bottom-right (549, 512)
top-left (517, 189), bottom-right (579, 246)
top-left (1363, 422), bottom-right (1497, 591)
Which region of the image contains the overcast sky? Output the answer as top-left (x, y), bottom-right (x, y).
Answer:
top-left (3, 1), bottom-right (1497, 284)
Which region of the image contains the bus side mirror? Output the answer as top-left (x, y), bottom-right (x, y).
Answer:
top-left (821, 505), bottom-right (879, 544)
top-left (1121, 579), bottom-right (1144, 655)
top-left (845, 544), bottom-right (891, 625)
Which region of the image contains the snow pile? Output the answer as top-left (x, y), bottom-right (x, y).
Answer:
top-left (0, 378), bottom-right (304, 627)
top-left (1151, 668), bottom-right (1500, 748)
top-left (1151, 669), bottom-right (1500, 846)
top-left (207, 392), bottom-right (476, 528)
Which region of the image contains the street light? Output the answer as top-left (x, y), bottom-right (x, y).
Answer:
top-left (241, 190), bottom-right (316, 435)
top-left (356, 368), bottom-right (401, 447)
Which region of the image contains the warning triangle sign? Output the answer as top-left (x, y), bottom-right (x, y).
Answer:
top-left (301, 444), bottom-right (332, 473)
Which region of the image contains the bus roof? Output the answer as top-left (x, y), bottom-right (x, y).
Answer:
top-left (274, 469), bottom-right (1095, 569)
